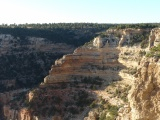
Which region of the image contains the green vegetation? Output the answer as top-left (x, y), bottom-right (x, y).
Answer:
top-left (0, 23), bottom-right (158, 47)
top-left (105, 104), bottom-right (119, 119)
top-left (146, 44), bottom-right (160, 57)
top-left (129, 31), bottom-right (150, 46)
top-left (110, 23), bottom-right (159, 29)
top-left (90, 100), bottom-right (98, 108)
top-left (98, 99), bottom-right (119, 120)
top-left (21, 86), bottom-right (95, 118)
top-left (89, 96), bottom-right (119, 120)
top-left (93, 85), bottom-right (131, 120)
top-left (0, 23), bottom-right (112, 47)
top-left (139, 50), bottom-right (146, 57)
top-left (81, 76), bottom-right (103, 85)
top-left (74, 90), bottom-right (94, 107)
top-left (0, 23), bottom-right (111, 91)
top-left (113, 85), bottom-right (131, 102)
top-left (126, 67), bottom-right (137, 75)
top-left (8, 91), bottom-right (28, 110)
top-left (0, 52), bottom-right (63, 92)
top-left (141, 39), bottom-right (149, 48)
top-left (130, 34), bottom-right (144, 45)
top-left (0, 23), bottom-right (158, 91)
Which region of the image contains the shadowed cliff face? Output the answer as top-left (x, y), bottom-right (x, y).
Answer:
top-left (0, 35), bottom-right (75, 92)
top-left (4, 28), bottom-right (160, 120)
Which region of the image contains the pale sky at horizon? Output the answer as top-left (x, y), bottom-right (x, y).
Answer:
top-left (0, 0), bottom-right (159, 24)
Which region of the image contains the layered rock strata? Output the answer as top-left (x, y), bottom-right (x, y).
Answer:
top-left (4, 28), bottom-right (160, 120)
top-left (44, 28), bottom-right (146, 84)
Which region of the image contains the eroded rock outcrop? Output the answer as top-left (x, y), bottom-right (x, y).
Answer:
top-left (149, 28), bottom-right (160, 48)
top-left (117, 28), bottom-right (160, 120)
top-left (128, 58), bottom-right (160, 120)
top-left (107, 28), bottom-right (147, 47)
top-left (44, 36), bottom-right (121, 84)
top-left (4, 28), bottom-right (160, 120)
top-left (44, 28), bottom-right (146, 84)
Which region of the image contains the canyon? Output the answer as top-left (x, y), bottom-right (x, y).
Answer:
top-left (2, 27), bottom-right (160, 120)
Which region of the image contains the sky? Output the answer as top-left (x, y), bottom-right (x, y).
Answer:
top-left (0, 0), bottom-right (159, 24)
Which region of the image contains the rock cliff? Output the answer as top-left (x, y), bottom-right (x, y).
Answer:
top-left (117, 28), bottom-right (160, 120)
top-left (130, 58), bottom-right (160, 120)
top-left (3, 27), bottom-right (160, 120)
top-left (0, 34), bottom-right (75, 91)
top-left (149, 28), bottom-right (160, 47)
top-left (44, 28), bottom-right (147, 84)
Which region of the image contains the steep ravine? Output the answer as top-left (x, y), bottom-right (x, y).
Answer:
top-left (3, 28), bottom-right (160, 120)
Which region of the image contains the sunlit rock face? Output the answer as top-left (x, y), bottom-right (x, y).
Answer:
top-left (43, 28), bottom-right (160, 120)
top-left (149, 28), bottom-right (160, 47)
top-left (44, 36), bottom-right (120, 84)
top-left (43, 28), bottom-right (145, 84)
top-left (117, 57), bottom-right (160, 120)
top-left (117, 28), bottom-right (160, 120)
top-left (126, 58), bottom-right (160, 120)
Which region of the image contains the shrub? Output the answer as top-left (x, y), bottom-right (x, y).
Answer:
top-left (139, 50), bottom-right (146, 56)
top-left (90, 101), bottom-right (97, 108)
top-left (99, 103), bottom-right (119, 120)
top-left (141, 40), bottom-right (149, 48)
top-left (146, 44), bottom-right (160, 58)
top-left (107, 104), bottom-right (119, 118)
top-left (99, 112), bottom-right (107, 120)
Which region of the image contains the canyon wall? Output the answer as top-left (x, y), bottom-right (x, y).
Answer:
top-left (130, 58), bottom-right (160, 120)
top-left (3, 28), bottom-right (160, 120)
top-left (43, 28), bottom-right (146, 84)
top-left (0, 34), bottom-right (74, 55)
top-left (117, 28), bottom-right (160, 120)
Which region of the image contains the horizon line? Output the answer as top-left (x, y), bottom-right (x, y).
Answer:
top-left (0, 22), bottom-right (160, 25)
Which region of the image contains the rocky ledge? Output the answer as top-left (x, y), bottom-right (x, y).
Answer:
top-left (3, 28), bottom-right (160, 120)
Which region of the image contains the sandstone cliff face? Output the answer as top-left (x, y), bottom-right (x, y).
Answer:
top-left (44, 28), bottom-right (146, 84)
top-left (4, 28), bottom-right (160, 120)
top-left (149, 28), bottom-right (160, 47)
top-left (123, 58), bottom-right (160, 120)
top-left (118, 58), bottom-right (160, 120)
top-left (117, 28), bottom-right (160, 120)
top-left (107, 28), bottom-right (148, 47)
top-left (29, 28), bottom-right (150, 120)
top-left (44, 44), bottom-right (121, 84)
